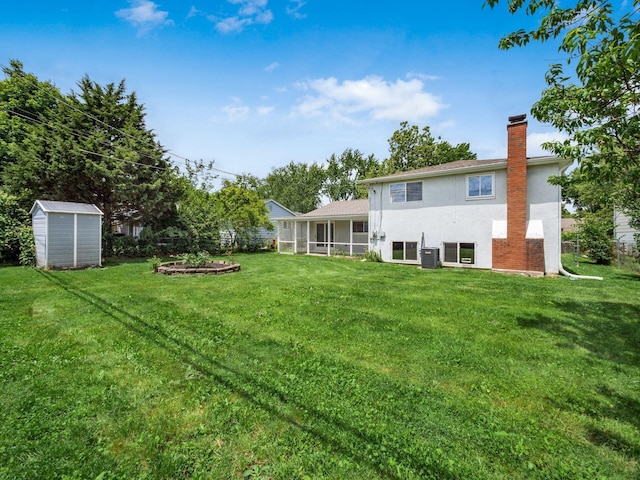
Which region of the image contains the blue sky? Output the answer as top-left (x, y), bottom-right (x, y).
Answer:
top-left (2, 1), bottom-right (569, 182)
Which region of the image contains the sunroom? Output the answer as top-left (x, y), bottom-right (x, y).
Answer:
top-left (276, 199), bottom-right (369, 256)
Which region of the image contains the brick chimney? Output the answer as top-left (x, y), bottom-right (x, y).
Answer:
top-left (492, 114), bottom-right (545, 275)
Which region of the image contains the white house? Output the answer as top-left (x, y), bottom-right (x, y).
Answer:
top-left (360, 115), bottom-right (571, 276)
top-left (277, 199), bottom-right (369, 256)
top-left (614, 210), bottom-right (638, 246)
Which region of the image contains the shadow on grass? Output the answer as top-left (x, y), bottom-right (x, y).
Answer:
top-left (517, 299), bottom-right (640, 366)
top-left (38, 269), bottom-right (455, 480)
top-left (517, 299), bottom-right (640, 458)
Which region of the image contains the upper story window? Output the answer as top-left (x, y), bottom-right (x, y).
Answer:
top-left (467, 173), bottom-right (494, 199)
top-left (390, 181), bottom-right (422, 203)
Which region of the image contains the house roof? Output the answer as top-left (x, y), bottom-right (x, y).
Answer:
top-left (359, 155), bottom-right (568, 184)
top-left (301, 199), bottom-right (369, 219)
top-left (30, 200), bottom-right (103, 215)
top-left (265, 198), bottom-right (297, 217)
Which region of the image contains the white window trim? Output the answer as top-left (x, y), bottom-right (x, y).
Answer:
top-left (466, 173), bottom-right (495, 200)
top-left (391, 240), bottom-right (419, 262)
top-left (442, 242), bottom-right (477, 266)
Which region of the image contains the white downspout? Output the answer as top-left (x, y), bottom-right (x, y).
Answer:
top-left (558, 261), bottom-right (603, 281)
top-left (557, 161), bottom-right (603, 280)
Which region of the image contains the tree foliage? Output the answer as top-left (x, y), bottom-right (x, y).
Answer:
top-left (0, 61), bottom-right (184, 252)
top-left (484, 0), bottom-right (640, 224)
top-left (0, 190), bottom-right (30, 263)
top-left (261, 161), bottom-right (327, 213)
top-left (381, 121), bottom-right (476, 174)
top-left (215, 179), bottom-right (273, 249)
top-left (323, 149), bottom-right (378, 202)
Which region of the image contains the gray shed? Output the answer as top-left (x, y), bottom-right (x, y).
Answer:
top-left (30, 200), bottom-right (103, 269)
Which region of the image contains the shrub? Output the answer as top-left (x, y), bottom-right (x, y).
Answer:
top-left (18, 225), bottom-right (36, 267)
top-left (578, 213), bottom-right (613, 264)
top-left (364, 249), bottom-right (383, 262)
top-left (0, 191), bottom-right (29, 263)
top-left (180, 251), bottom-right (210, 268)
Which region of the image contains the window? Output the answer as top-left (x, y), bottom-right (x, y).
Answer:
top-left (352, 221), bottom-right (368, 233)
top-left (392, 241), bottom-right (418, 261)
top-left (443, 242), bottom-right (476, 264)
top-left (467, 173), bottom-right (494, 199)
top-left (390, 181), bottom-right (422, 203)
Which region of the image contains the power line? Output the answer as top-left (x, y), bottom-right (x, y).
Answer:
top-left (1, 62), bottom-right (244, 180)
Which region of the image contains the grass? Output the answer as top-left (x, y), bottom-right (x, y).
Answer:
top-left (0, 253), bottom-right (639, 479)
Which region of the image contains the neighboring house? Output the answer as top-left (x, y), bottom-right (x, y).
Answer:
top-left (614, 210), bottom-right (638, 246)
top-left (276, 199), bottom-right (369, 256)
top-left (222, 199), bottom-right (295, 248)
top-left (113, 219), bottom-right (143, 238)
top-left (360, 115), bottom-right (571, 276)
top-left (30, 200), bottom-right (103, 269)
top-left (261, 199), bottom-right (296, 244)
top-left (561, 217), bottom-right (578, 236)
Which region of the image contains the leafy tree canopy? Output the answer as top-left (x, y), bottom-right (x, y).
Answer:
top-left (484, 0), bottom-right (640, 225)
top-left (261, 161), bottom-right (327, 213)
top-left (380, 121), bottom-right (476, 174)
top-left (323, 148), bottom-right (378, 202)
top-left (0, 61), bottom-right (184, 250)
top-left (215, 178), bottom-right (272, 247)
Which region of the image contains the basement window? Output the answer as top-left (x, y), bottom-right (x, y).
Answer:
top-left (392, 241), bottom-right (418, 261)
top-left (467, 173), bottom-right (494, 199)
top-left (444, 242), bottom-right (476, 265)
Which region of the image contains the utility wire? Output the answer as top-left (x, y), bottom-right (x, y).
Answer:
top-left (1, 62), bottom-right (243, 180)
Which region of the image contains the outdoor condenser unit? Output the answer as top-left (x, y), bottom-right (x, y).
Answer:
top-left (421, 247), bottom-right (441, 269)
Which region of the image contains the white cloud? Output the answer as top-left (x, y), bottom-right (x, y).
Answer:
top-left (406, 71), bottom-right (441, 81)
top-left (221, 99), bottom-right (250, 122)
top-left (212, 0), bottom-right (273, 33)
top-left (527, 131), bottom-right (568, 156)
top-left (292, 75), bottom-right (446, 123)
top-left (257, 106), bottom-right (274, 115)
top-left (264, 61), bottom-right (279, 72)
top-left (115, 0), bottom-right (173, 34)
top-left (286, 0), bottom-right (306, 19)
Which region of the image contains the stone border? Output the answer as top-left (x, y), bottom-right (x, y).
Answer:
top-left (156, 261), bottom-right (240, 275)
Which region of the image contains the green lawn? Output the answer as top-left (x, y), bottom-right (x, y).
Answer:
top-left (1, 253), bottom-right (638, 479)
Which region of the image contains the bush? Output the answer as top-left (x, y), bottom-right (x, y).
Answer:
top-left (111, 234), bottom-right (139, 257)
top-left (578, 213), bottom-right (613, 264)
top-left (180, 251), bottom-right (210, 268)
top-left (18, 225), bottom-right (36, 267)
top-left (0, 191), bottom-right (29, 263)
top-left (364, 249), bottom-right (383, 262)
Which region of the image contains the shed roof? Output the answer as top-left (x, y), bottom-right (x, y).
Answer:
top-left (30, 200), bottom-right (103, 215)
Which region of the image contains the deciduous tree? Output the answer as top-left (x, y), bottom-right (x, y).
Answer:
top-left (484, 0), bottom-right (640, 226)
top-left (215, 179), bottom-right (272, 249)
top-left (381, 121), bottom-right (476, 174)
top-left (323, 149), bottom-right (378, 202)
top-left (261, 161), bottom-right (326, 213)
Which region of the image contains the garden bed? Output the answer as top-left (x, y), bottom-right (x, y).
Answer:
top-left (156, 260), bottom-right (240, 275)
